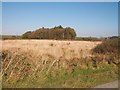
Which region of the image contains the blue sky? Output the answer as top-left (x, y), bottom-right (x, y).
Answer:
top-left (2, 2), bottom-right (118, 37)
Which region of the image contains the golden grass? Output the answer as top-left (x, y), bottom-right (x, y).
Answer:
top-left (1, 40), bottom-right (102, 74)
top-left (1, 40), bottom-right (101, 60)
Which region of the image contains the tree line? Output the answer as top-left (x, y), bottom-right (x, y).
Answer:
top-left (22, 25), bottom-right (76, 40)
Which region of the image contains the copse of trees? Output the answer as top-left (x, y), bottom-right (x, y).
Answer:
top-left (22, 25), bottom-right (76, 40)
top-left (22, 31), bottom-right (32, 39)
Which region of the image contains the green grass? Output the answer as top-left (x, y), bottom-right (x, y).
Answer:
top-left (42, 65), bottom-right (118, 88)
top-left (2, 63), bottom-right (118, 88)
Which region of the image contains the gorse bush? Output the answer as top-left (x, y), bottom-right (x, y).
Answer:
top-left (92, 38), bottom-right (120, 65)
top-left (92, 38), bottom-right (119, 54)
top-left (22, 25), bottom-right (76, 40)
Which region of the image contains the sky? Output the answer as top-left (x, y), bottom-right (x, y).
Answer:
top-left (1, 0), bottom-right (120, 2)
top-left (2, 2), bottom-right (118, 37)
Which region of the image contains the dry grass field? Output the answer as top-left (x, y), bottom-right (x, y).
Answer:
top-left (1, 40), bottom-right (101, 59)
top-left (0, 40), bottom-right (118, 88)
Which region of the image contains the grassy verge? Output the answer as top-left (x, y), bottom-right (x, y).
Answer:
top-left (2, 62), bottom-right (118, 88)
top-left (41, 64), bottom-right (118, 88)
